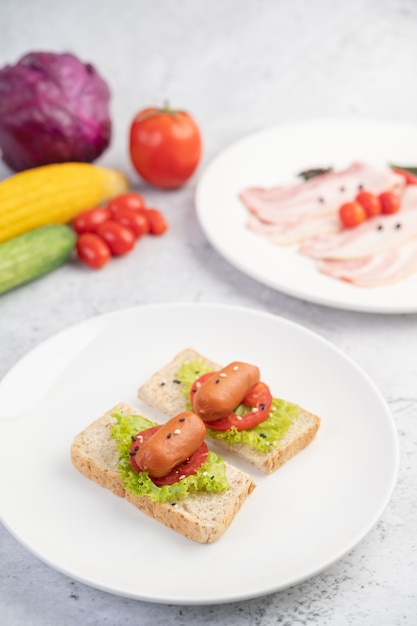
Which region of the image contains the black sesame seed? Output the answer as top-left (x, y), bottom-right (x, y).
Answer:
top-left (395, 222), bottom-right (401, 229)
top-left (210, 476), bottom-right (215, 480)
top-left (377, 224), bottom-right (383, 231)
top-left (173, 379), bottom-right (181, 384)
top-left (260, 403), bottom-right (266, 410)
top-left (167, 433), bottom-right (172, 438)
top-left (171, 502), bottom-right (176, 506)
top-left (129, 451), bottom-right (136, 456)
top-left (134, 445), bottom-right (139, 451)
top-left (131, 435), bottom-right (137, 441)
top-left (340, 186), bottom-right (345, 192)
top-left (358, 184), bottom-right (364, 190)
top-left (259, 433), bottom-right (267, 439)
top-left (179, 417), bottom-right (186, 422)
top-left (191, 388), bottom-right (197, 393)
top-left (215, 379), bottom-right (220, 384)
top-left (160, 381), bottom-right (166, 386)
top-left (318, 197), bottom-right (325, 203)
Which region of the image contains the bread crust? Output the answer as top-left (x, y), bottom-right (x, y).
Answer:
top-left (71, 402), bottom-right (256, 543)
top-left (137, 348), bottom-right (321, 474)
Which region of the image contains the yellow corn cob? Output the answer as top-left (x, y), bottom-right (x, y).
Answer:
top-left (0, 162), bottom-right (129, 243)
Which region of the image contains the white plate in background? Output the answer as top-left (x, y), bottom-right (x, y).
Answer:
top-left (196, 118), bottom-right (417, 313)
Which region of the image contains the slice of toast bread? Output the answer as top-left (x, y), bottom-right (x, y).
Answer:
top-left (71, 402), bottom-right (256, 543)
top-left (137, 348), bottom-right (321, 474)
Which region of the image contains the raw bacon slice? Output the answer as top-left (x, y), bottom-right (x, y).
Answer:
top-left (300, 186), bottom-right (417, 260)
top-left (240, 162), bottom-right (404, 225)
top-left (317, 238), bottom-right (417, 287)
top-left (246, 213), bottom-right (341, 245)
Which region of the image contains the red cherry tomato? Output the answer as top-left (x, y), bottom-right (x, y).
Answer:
top-left (107, 192), bottom-right (146, 213)
top-left (112, 206), bottom-right (150, 237)
top-left (379, 191), bottom-right (401, 215)
top-left (146, 208), bottom-right (168, 235)
top-left (72, 206), bottom-right (112, 234)
top-left (76, 233), bottom-right (111, 269)
top-left (355, 191), bottom-right (382, 218)
top-left (339, 201), bottom-right (367, 228)
top-left (96, 220), bottom-right (136, 255)
top-left (129, 105), bottom-right (202, 189)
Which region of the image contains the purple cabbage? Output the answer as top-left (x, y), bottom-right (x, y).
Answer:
top-left (0, 51), bottom-right (112, 171)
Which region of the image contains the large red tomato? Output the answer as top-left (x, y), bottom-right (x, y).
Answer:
top-left (129, 105), bottom-right (202, 189)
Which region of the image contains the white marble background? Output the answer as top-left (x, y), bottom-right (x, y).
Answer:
top-left (1, 0), bottom-right (417, 624)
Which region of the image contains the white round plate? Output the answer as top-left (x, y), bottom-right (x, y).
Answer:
top-left (0, 303), bottom-right (398, 604)
top-left (195, 118), bottom-right (417, 313)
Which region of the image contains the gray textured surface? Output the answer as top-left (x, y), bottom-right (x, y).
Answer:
top-left (1, 0), bottom-right (417, 623)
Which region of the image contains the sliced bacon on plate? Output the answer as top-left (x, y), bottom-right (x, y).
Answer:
top-left (300, 186), bottom-right (417, 260)
top-left (317, 238), bottom-right (417, 287)
top-left (240, 162), bottom-right (404, 225)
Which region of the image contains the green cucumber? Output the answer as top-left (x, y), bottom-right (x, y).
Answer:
top-left (0, 224), bottom-right (76, 295)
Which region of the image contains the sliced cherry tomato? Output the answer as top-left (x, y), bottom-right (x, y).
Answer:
top-left (72, 206), bottom-right (112, 234)
top-left (112, 206), bottom-right (150, 237)
top-left (107, 192), bottom-right (146, 213)
top-left (96, 220), bottom-right (136, 255)
top-left (392, 167), bottom-right (417, 185)
top-left (129, 104), bottom-right (202, 189)
top-left (190, 372), bottom-right (272, 432)
top-left (76, 233), bottom-right (111, 269)
top-left (355, 191), bottom-right (381, 218)
top-left (379, 191), bottom-right (401, 215)
top-left (339, 201), bottom-right (367, 228)
top-left (129, 425), bottom-right (208, 486)
top-left (146, 208), bottom-right (168, 235)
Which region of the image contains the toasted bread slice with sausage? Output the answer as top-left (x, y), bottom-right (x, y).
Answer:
top-left (71, 402), bottom-right (256, 543)
top-left (137, 348), bottom-right (321, 474)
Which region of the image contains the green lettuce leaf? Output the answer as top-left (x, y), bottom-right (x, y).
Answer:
top-left (110, 410), bottom-right (229, 503)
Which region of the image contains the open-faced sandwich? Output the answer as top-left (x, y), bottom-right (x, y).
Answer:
top-left (71, 402), bottom-right (255, 543)
top-left (138, 348), bottom-right (321, 474)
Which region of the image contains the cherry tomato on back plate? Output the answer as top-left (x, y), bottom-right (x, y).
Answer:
top-left (96, 220), bottom-right (136, 255)
top-left (379, 191), bottom-right (401, 214)
top-left (76, 233), bottom-right (111, 269)
top-left (112, 206), bottom-right (150, 237)
top-left (339, 201), bottom-right (367, 228)
top-left (355, 191), bottom-right (381, 218)
top-left (129, 104), bottom-right (202, 189)
top-left (107, 192), bottom-right (146, 213)
top-left (146, 208), bottom-right (168, 235)
top-left (73, 206), bottom-right (112, 234)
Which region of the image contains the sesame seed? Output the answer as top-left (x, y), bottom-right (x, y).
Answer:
top-left (196, 381), bottom-right (201, 388)
top-left (236, 415), bottom-right (243, 420)
top-left (129, 451), bottom-right (136, 456)
top-left (174, 429), bottom-right (181, 435)
top-left (259, 433), bottom-right (267, 439)
top-left (252, 407), bottom-right (259, 413)
top-left (160, 382), bottom-right (166, 386)
top-left (167, 433), bottom-right (172, 438)
top-left (179, 417), bottom-right (186, 422)
top-left (203, 471), bottom-right (208, 476)
top-left (395, 223), bottom-right (401, 229)
top-left (173, 379), bottom-right (181, 384)
top-left (260, 403), bottom-right (266, 410)
top-left (171, 502), bottom-right (176, 506)
top-left (377, 224), bottom-right (383, 231)
top-left (179, 474), bottom-right (186, 480)
top-left (219, 372), bottom-right (227, 377)
top-left (233, 365), bottom-right (239, 371)
top-left (134, 445), bottom-right (139, 451)
top-left (318, 197), bottom-right (325, 203)
top-left (215, 379), bottom-right (220, 384)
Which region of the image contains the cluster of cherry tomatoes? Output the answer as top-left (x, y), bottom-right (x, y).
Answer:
top-left (339, 190), bottom-right (400, 229)
top-left (73, 192), bottom-right (168, 269)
